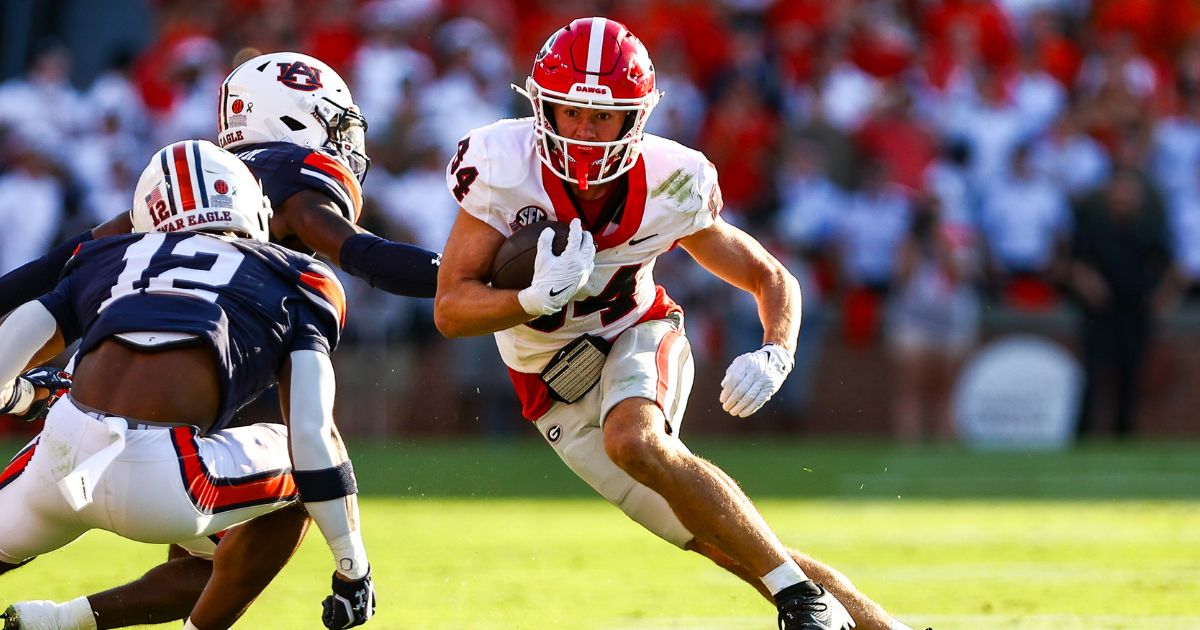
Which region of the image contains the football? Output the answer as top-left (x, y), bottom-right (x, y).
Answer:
top-left (489, 220), bottom-right (570, 290)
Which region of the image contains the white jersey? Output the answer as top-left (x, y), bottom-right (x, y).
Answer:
top-left (447, 118), bottom-right (721, 374)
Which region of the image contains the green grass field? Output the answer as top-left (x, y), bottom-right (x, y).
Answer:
top-left (2, 438), bottom-right (1198, 629)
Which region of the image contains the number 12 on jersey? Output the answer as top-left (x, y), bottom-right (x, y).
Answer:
top-left (99, 233), bottom-right (246, 312)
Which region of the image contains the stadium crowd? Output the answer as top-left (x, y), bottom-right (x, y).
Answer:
top-left (2, 0), bottom-right (1198, 440)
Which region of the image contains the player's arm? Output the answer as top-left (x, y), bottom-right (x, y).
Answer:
top-left (282, 190), bottom-right (439, 298)
top-left (433, 210), bottom-right (532, 337)
top-left (279, 349), bottom-right (375, 629)
top-left (434, 211), bottom-right (594, 337)
top-left (678, 218), bottom-right (801, 417)
top-left (679, 218), bottom-right (801, 350)
top-left (0, 301), bottom-right (67, 416)
top-left (0, 212), bottom-right (131, 315)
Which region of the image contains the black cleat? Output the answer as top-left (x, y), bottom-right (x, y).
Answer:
top-left (776, 581), bottom-right (855, 630)
top-left (2, 606), bottom-right (19, 630)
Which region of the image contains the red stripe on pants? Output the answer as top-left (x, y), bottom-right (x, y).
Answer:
top-left (170, 427), bottom-right (297, 514)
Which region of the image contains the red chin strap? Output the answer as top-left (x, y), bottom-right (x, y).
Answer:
top-left (569, 145), bottom-right (604, 191)
top-left (574, 162), bottom-right (590, 190)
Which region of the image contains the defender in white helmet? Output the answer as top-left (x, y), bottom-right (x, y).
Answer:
top-left (0, 50), bottom-right (438, 314)
top-left (0, 140), bottom-right (375, 630)
top-left (0, 52), bottom-right (429, 629)
top-left (218, 51), bottom-right (370, 184)
top-left (130, 139), bottom-right (273, 241)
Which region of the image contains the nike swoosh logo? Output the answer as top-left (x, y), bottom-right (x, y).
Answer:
top-left (629, 234), bottom-right (659, 246)
top-left (549, 286), bottom-right (570, 297)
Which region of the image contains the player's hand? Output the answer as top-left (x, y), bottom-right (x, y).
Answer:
top-left (720, 344), bottom-right (793, 417)
top-left (0, 367), bottom-right (72, 421)
top-left (517, 218), bottom-right (595, 316)
top-left (321, 566), bottom-right (376, 629)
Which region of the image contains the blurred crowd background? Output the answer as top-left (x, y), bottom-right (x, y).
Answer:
top-left (4, 0), bottom-right (1200, 444)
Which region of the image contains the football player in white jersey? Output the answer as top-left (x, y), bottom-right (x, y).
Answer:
top-left (435, 17), bottom-right (919, 630)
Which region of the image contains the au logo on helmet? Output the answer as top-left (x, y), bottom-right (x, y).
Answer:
top-left (275, 61), bottom-right (323, 92)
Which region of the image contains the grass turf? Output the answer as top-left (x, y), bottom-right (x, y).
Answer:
top-left (1, 438), bottom-right (1197, 628)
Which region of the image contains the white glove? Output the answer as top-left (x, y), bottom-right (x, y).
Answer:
top-left (517, 218), bottom-right (595, 316)
top-left (720, 343), bottom-right (794, 417)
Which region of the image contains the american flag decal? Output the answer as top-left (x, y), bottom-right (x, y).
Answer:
top-left (146, 185), bottom-right (163, 209)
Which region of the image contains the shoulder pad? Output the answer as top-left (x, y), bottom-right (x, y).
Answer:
top-left (643, 134), bottom-right (722, 225)
top-left (447, 119), bottom-right (536, 232)
top-left (236, 143), bottom-right (364, 224)
top-left (299, 150), bottom-right (364, 223)
top-left (296, 260), bottom-right (347, 330)
top-left (474, 119), bottom-right (536, 189)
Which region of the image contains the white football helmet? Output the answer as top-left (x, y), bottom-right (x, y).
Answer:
top-left (132, 139), bottom-right (273, 242)
top-left (217, 51), bottom-right (370, 181)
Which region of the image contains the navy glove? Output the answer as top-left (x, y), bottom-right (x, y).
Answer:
top-left (321, 567), bottom-right (375, 629)
top-left (1, 367), bottom-right (72, 421)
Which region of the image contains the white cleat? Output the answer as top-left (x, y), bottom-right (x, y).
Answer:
top-left (5, 601), bottom-right (59, 630)
top-left (2, 600), bottom-right (92, 630)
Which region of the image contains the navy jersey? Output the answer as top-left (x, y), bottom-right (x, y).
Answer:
top-left (234, 142), bottom-right (363, 225)
top-left (37, 232), bottom-right (346, 431)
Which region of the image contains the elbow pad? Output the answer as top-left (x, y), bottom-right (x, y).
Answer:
top-left (0, 302), bottom-right (59, 386)
top-left (287, 350), bottom-right (344, 471)
top-left (338, 233), bottom-right (440, 298)
top-left (286, 349), bottom-right (368, 577)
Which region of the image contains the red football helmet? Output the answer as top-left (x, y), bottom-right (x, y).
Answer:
top-left (516, 17), bottom-right (660, 189)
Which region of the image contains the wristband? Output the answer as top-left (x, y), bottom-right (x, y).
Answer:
top-left (760, 343), bottom-right (795, 373)
top-left (517, 287), bottom-right (556, 316)
top-left (0, 378), bottom-right (34, 415)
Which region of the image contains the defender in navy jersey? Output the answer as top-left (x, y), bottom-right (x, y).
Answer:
top-left (0, 141), bottom-right (376, 630)
top-left (0, 53), bottom-right (407, 629)
top-left (39, 231), bottom-right (345, 432)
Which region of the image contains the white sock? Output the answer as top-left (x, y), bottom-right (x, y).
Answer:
top-left (891, 622), bottom-right (915, 630)
top-left (183, 618), bottom-right (201, 630)
top-left (60, 597), bottom-right (97, 630)
top-left (761, 559), bottom-right (809, 596)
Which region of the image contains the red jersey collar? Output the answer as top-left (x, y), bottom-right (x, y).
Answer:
top-left (540, 158), bottom-right (647, 252)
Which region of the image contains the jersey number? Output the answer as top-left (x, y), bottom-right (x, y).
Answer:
top-left (450, 137), bottom-right (477, 202)
top-left (100, 234), bottom-right (246, 312)
top-left (526, 265), bottom-right (641, 332)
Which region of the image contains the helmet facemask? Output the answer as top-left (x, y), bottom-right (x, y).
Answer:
top-left (518, 79), bottom-right (658, 191)
top-left (313, 98), bottom-right (371, 182)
